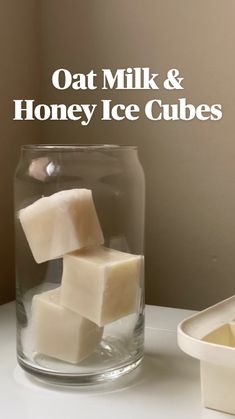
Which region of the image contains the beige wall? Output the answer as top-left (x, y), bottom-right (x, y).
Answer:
top-left (1, 1), bottom-right (235, 309)
top-left (40, 0), bottom-right (235, 310)
top-left (0, 1), bottom-right (40, 304)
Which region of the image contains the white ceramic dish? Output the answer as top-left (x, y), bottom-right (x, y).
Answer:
top-left (177, 295), bottom-right (235, 415)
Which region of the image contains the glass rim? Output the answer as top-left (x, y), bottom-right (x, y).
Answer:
top-left (21, 144), bottom-right (137, 151)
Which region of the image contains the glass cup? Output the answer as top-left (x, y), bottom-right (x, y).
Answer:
top-left (14, 144), bottom-right (145, 385)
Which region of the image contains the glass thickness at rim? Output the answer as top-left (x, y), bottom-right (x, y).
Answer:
top-left (21, 144), bottom-right (137, 151)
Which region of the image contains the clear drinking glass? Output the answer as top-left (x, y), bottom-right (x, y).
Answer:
top-left (14, 144), bottom-right (145, 385)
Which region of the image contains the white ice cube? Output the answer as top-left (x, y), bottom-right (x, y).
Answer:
top-left (19, 189), bottom-right (104, 263)
top-left (32, 287), bottom-right (103, 364)
top-left (61, 247), bottom-right (143, 326)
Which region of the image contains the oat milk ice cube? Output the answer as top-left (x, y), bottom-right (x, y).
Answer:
top-left (32, 287), bottom-right (103, 364)
top-left (61, 247), bottom-right (143, 326)
top-left (19, 189), bottom-right (104, 263)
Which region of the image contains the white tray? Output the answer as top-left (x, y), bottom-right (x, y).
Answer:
top-left (177, 295), bottom-right (235, 415)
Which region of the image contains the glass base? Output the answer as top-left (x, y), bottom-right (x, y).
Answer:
top-left (18, 354), bottom-right (143, 386)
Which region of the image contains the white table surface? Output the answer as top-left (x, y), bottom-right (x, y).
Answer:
top-left (0, 302), bottom-right (232, 419)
